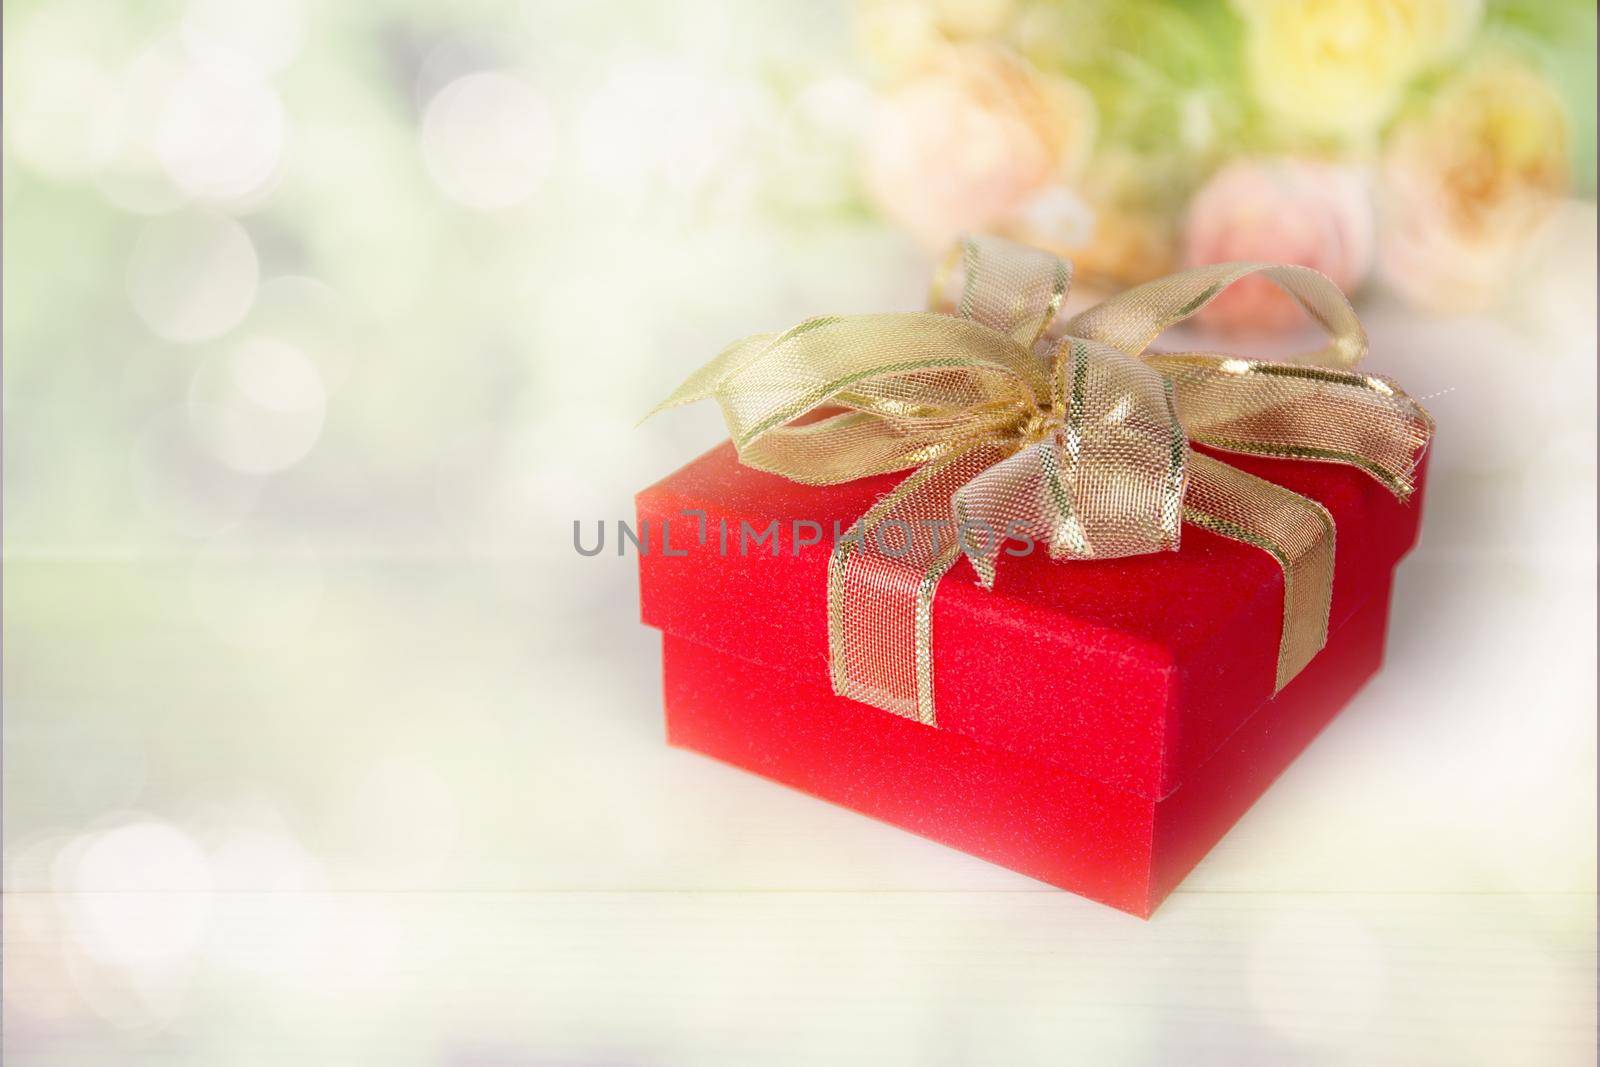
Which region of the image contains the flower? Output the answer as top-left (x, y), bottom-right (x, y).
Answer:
top-left (1182, 159), bottom-right (1375, 334)
top-left (856, 1), bottom-right (945, 80)
top-left (861, 46), bottom-right (1095, 249)
top-left (1004, 159), bottom-right (1180, 295)
top-left (1061, 202), bottom-right (1178, 291)
top-left (1234, 0), bottom-right (1482, 140)
top-left (856, 0), bottom-right (1018, 79)
top-left (1378, 56), bottom-right (1570, 311)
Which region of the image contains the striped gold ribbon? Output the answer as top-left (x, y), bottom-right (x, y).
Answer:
top-left (653, 236), bottom-right (1433, 725)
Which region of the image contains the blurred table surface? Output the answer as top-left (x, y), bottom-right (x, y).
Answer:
top-left (5, 210), bottom-right (1597, 1066)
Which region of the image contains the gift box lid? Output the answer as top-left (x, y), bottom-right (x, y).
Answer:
top-left (636, 441), bottom-right (1426, 800)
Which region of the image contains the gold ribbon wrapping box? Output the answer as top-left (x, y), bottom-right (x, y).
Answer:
top-left (635, 440), bottom-right (1427, 916)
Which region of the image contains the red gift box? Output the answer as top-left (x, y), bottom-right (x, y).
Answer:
top-left (637, 440), bottom-right (1427, 917)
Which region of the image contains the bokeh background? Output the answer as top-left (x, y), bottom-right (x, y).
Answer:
top-left (4, 1), bottom-right (1596, 1064)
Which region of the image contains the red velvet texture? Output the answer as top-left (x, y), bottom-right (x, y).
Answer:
top-left (637, 443), bottom-right (1425, 798)
top-left (663, 578), bottom-right (1390, 917)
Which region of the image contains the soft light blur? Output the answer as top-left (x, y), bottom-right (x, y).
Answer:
top-left (861, 0), bottom-right (1595, 317)
top-left (3, 0), bottom-right (1595, 1064)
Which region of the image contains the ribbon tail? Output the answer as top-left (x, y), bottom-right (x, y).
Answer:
top-left (639, 332), bottom-right (778, 425)
top-left (828, 442), bottom-right (1012, 725)
top-left (1182, 452), bottom-right (1336, 692)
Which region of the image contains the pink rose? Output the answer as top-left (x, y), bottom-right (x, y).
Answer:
top-left (1182, 160), bottom-right (1375, 335)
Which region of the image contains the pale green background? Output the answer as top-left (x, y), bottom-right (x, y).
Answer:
top-left (4, 1), bottom-right (1597, 1065)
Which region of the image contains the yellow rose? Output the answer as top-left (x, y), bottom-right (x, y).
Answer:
top-left (856, 0), bottom-right (1017, 80)
top-left (856, 1), bottom-right (945, 80)
top-left (862, 46), bottom-right (1095, 249)
top-left (1235, 0), bottom-right (1482, 139)
top-left (1378, 57), bottom-right (1570, 310)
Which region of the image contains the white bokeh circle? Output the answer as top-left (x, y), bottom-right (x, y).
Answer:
top-left (420, 71), bottom-right (554, 210)
top-left (67, 820), bottom-right (214, 969)
top-left (187, 336), bottom-right (327, 475)
top-left (156, 63), bottom-right (286, 202)
top-left (181, 0), bottom-right (306, 78)
top-left (245, 276), bottom-right (357, 394)
top-left (127, 210), bottom-right (259, 343)
top-left (91, 38), bottom-right (191, 214)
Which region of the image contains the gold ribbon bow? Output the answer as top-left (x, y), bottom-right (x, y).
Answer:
top-left (653, 236), bottom-right (1433, 726)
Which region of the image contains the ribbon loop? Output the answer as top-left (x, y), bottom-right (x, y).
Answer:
top-left (933, 234), bottom-right (1073, 351)
top-left (1065, 262), bottom-right (1369, 369)
top-left (653, 238), bottom-right (1432, 726)
top-left (1147, 353), bottom-right (1434, 498)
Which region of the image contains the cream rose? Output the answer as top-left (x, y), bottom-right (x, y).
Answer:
top-left (862, 46), bottom-right (1095, 249)
top-left (1378, 57), bottom-right (1569, 311)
